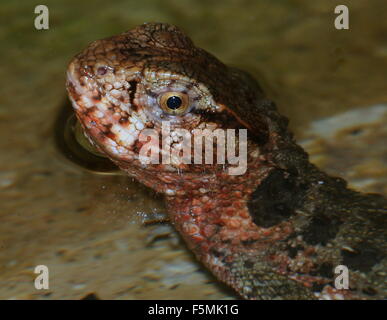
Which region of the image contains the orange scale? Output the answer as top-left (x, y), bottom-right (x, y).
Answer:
top-left (202, 225), bottom-right (217, 238)
top-left (233, 191), bottom-right (243, 198)
top-left (226, 218), bottom-right (241, 229)
top-left (238, 210), bottom-right (250, 219)
top-left (191, 198), bottom-right (202, 206)
top-left (183, 223), bottom-right (199, 235)
top-left (203, 202), bottom-right (215, 212)
top-left (225, 207), bottom-right (236, 216)
top-left (262, 229), bottom-right (274, 237)
top-left (191, 206), bottom-right (203, 215)
top-left (191, 234), bottom-right (205, 243)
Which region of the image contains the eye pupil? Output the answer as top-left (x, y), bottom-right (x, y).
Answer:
top-left (159, 92), bottom-right (189, 115)
top-left (166, 96), bottom-right (182, 110)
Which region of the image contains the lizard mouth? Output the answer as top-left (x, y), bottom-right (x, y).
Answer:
top-left (54, 98), bottom-right (121, 175)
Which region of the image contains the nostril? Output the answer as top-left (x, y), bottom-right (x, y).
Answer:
top-left (97, 66), bottom-right (108, 75)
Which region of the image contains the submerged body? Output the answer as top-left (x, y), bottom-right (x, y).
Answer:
top-left (66, 23), bottom-right (387, 299)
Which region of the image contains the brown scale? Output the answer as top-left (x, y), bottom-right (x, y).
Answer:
top-left (64, 23), bottom-right (387, 300)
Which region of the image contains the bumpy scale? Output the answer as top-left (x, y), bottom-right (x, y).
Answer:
top-left (66, 23), bottom-right (387, 300)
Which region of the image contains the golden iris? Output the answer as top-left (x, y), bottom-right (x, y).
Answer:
top-left (159, 92), bottom-right (189, 115)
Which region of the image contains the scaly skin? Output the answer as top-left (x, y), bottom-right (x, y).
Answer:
top-left (66, 23), bottom-right (387, 299)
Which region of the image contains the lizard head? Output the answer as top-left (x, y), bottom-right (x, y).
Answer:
top-left (66, 23), bottom-right (293, 193)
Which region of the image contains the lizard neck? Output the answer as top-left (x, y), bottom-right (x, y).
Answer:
top-left (164, 149), bottom-right (386, 300)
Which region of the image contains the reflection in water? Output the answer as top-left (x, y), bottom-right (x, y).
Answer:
top-left (55, 99), bottom-right (121, 175)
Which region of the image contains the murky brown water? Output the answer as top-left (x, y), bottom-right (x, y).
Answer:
top-left (0, 0), bottom-right (386, 299)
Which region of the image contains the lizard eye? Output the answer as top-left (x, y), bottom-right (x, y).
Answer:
top-left (159, 91), bottom-right (189, 115)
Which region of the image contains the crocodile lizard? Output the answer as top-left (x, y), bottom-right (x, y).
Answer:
top-left (66, 22), bottom-right (387, 299)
